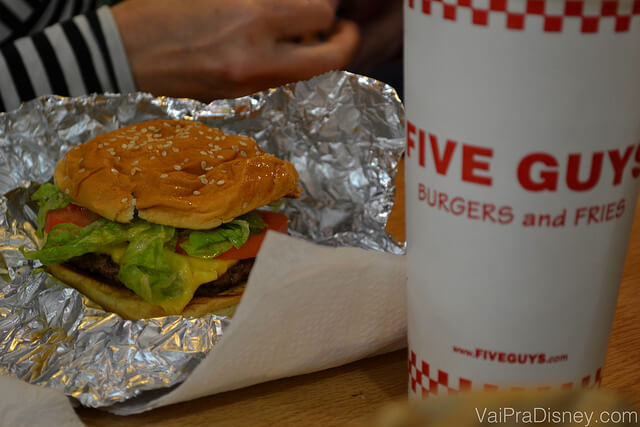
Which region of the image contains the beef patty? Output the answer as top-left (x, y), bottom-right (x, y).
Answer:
top-left (65, 253), bottom-right (254, 297)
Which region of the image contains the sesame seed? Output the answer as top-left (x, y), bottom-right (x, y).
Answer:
top-left (98, 144), bottom-right (103, 148)
top-left (183, 158), bottom-right (189, 163)
top-left (121, 144), bottom-right (127, 149)
top-left (65, 188), bottom-right (70, 194)
top-left (208, 143), bottom-right (214, 148)
top-left (160, 174), bottom-right (168, 178)
top-left (162, 151), bottom-right (167, 157)
top-left (104, 142), bottom-right (110, 146)
top-left (193, 191), bottom-right (201, 195)
top-left (239, 141), bottom-right (247, 146)
top-left (214, 136), bottom-right (220, 141)
top-left (111, 168), bottom-right (118, 174)
top-left (172, 148), bottom-right (180, 152)
top-left (205, 166), bottom-right (213, 171)
top-left (174, 165), bottom-right (182, 171)
top-left (199, 131), bottom-right (204, 135)
top-left (201, 161), bottom-right (207, 169)
top-left (217, 155), bottom-right (224, 159)
top-left (150, 156), bottom-right (156, 160)
top-left (115, 156), bottom-right (121, 161)
top-left (214, 145), bottom-right (221, 151)
top-left (232, 145), bottom-right (239, 151)
top-left (78, 168), bottom-right (86, 173)
top-left (217, 180), bottom-right (225, 185)
top-left (200, 151), bottom-right (207, 156)
top-left (141, 128), bottom-right (147, 133)
top-left (200, 177), bottom-right (208, 184)
top-left (121, 198), bottom-right (128, 203)
top-left (240, 151), bottom-right (247, 157)
top-left (147, 146), bottom-right (153, 151)
top-left (242, 202), bottom-right (248, 209)
top-left (154, 134), bottom-right (162, 138)
top-left (206, 136), bottom-right (213, 140)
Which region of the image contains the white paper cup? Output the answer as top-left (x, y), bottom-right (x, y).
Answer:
top-left (405, 0), bottom-right (640, 397)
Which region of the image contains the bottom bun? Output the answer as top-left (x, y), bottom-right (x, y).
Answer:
top-left (46, 264), bottom-right (245, 320)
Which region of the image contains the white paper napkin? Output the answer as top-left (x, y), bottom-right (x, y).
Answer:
top-left (138, 231), bottom-right (407, 411)
top-left (0, 375), bottom-right (83, 426)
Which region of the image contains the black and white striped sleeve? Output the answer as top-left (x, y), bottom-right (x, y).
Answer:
top-left (0, 5), bottom-right (135, 112)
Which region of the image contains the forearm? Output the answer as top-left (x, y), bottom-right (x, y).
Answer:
top-left (0, 6), bottom-right (135, 112)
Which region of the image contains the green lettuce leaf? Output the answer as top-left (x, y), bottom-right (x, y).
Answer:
top-left (178, 212), bottom-right (267, 259)
top-left (23, 219), bottom-right (129, 265)
top-left (32, 183), bottom-right (72, 237)
top-left (178, 219), bottom-right (250, 259)
top-left (241, 211), bottom-right (267, 234)
top-left (117, 223), bottom-right (177, 304)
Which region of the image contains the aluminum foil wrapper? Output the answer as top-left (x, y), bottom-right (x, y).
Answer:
top-left (0, 71), bottom-right (405, 409)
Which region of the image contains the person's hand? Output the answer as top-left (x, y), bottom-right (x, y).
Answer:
top-left (111, 0), bottom-right (359, 101)
top-left (338, 0), bottom-right (402, 74)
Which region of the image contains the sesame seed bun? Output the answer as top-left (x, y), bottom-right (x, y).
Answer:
top-left (53, 120), bottom-right (300, 229)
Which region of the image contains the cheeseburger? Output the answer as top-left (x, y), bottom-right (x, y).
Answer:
top-left (24, 119), bottom-right (299, 319)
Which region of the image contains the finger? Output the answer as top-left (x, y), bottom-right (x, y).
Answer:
top-left (273, 20), bottom-right (361, 80)
top-left (266, 0), bottom-right (337, 38)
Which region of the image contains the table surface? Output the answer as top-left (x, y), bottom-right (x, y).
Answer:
top-left (77, 162), bottom-right (640, 426)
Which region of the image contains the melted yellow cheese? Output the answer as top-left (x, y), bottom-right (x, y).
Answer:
top-left (101, 245), bottom-right (238, 315)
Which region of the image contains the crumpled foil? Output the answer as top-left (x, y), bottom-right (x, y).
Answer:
top-left (0, 71), bottom-right (405, 409)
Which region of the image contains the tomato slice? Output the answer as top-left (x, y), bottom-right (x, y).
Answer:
top-left (176, 211), bottom-right (289, 260)
top-left (44, 203), bottom-right (101, 234)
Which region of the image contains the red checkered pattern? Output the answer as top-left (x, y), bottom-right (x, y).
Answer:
top-left (409, 350), bottom-right (602, 398)
top-left (408, 0), bottom-right (640, 32)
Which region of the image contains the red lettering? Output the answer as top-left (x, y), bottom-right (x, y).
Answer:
top-left (498, 206), bottom-right (514, 225)
top-left (429, 133), bottom-right (457, 176)
top-left (418, 183), bottom-right (427, 201)
top-left (588, 206), bottom-right (599, 223)
top-left (605, 202), bottom-right (616, 221)
top-left (419, 130), bottom-right (426, 167)
top-left (482, 203), bottom-right (496, 223)
top-left (489, 351), bottom-right (498, 361)
top-left (498, 352), bottom-right (505, 362)
top-left (518, 153), bottom-right (558, 191)
top-left (566, 152), bottom-right (603, 191)
top-left (574, 207), bottom-right (587, 225)
top-left (608, 145), bottom-right (634, 185)
top-left (407, 121), bottom-right (416, 159)
top-left (467, 200), bottom-right (480, 220)
top-left (617, 199), bottom-right (626, 218)
top-left (438, 192), bottom-right (449, 212)
top-left (450, 197), bottom-right (465, 216)
top-left (462, 144), bottom-right (493, 186)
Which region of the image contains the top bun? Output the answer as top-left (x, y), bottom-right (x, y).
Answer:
top-left (54, 120), bottom-right (300, 229)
